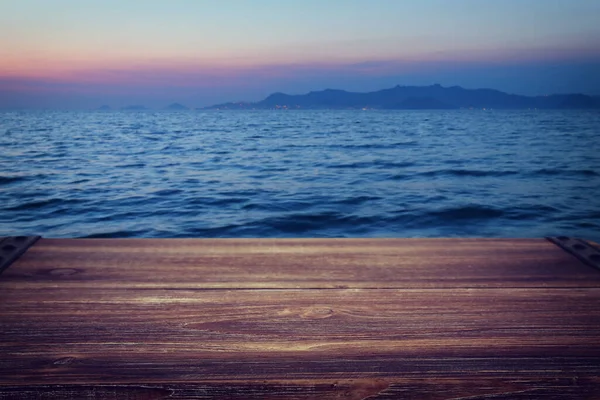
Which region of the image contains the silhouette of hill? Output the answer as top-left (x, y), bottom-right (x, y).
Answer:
top-left (166, 103), bottom-right (189, 110)
top-left (97, 105), bottom-right (111, 111)
top-left (206, 84), bottom-right (600, 110)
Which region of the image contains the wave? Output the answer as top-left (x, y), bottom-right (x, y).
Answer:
top-left (188, 196), bottom-right (248, 207)
top-left (260, 212), bottom-right (377, 234)
top-left (179, 205), bottom-right (508, 237)
top-left (0, 175), bottom-right (28, 185)
top-left (241, 200), bottom-right (314, 212)
top-left (150, 189), bottom-right (183, 196)
top-left (117, 162), bottom-right (146, 168)
top-left (327, 161), bottom-right (415, 169)
top-left (182, 212), bottom-right (377, 237)
top-left (4, 198), bottom-right (81, 212)
top-left (79, 229), bottom-right (150, 238)
top-left (388, 169), bottom-right (518, 180)
top-left (391, 168), bottom-right (600, 179)
top-left (419, 169), bottom-right (520, 178)
top-left (2, 109), bottom-right (599, 241)
top-left (504, 204), bottom-right (561, 221)
top-left (424, 205), bottom-right (505, 221)
top-left (533, 169), bottom-right (599, 177)
top-left (334, 195), bottom-right (381, 205)
top-left (334, 141), bottom-right (418, 149)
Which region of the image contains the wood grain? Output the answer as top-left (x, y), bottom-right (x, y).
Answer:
top-left (1, 238), bottom-right (599, 399)
top-left (4, 238), bottom-right (600, 288)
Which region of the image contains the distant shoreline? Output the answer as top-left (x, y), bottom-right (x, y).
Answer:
top-left (2, 83), bottom-right (599, 111)
top-left (204, 84), bottom-right (600, 111)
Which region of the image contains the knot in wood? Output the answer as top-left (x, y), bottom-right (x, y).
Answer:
top-left (52, 357), bottom-right (75, 366)
top-left (301, 307), bottom-right (334, 319)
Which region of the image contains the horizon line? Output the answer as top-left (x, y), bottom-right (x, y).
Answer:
top-left (1, 83), bottom-right (598, 111)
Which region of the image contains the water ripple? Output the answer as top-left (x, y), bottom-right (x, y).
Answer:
top-left (1, 109), bottom-right (599, 240)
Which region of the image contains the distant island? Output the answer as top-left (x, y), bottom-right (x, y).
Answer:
top-left (165, 102), bottom-right (189, 110)
top-left (205, 84), bottom-right (600, 110)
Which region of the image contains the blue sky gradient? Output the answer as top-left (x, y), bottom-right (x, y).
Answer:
top-left (1, 0), bottom-right (599, 108)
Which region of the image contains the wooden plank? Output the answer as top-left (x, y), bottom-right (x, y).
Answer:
top-left (1, 378), bottom-right (600, 400)
top-left (2, 285), bottom-right (600, 389)
top-left (2, 288), bottom-right (600, 380)
top-left (1, 238), bottom-right (599, 398)
top-left (3, 238), bottom-right (600, 288)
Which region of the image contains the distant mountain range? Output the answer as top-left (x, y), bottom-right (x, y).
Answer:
top-left (206, 84), bottom-right (600, 110)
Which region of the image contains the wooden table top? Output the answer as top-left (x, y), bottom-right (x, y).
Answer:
top-left (1, 238), bottom-right (600, 399)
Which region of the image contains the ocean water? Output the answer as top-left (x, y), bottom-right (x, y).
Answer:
top-left (1, 110), bottom-right (599, 241)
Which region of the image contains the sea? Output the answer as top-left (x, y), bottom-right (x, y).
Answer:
top-left (1, 109), bottom-right (599, 241)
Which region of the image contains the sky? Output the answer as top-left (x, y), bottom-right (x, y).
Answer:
top-left (1, 0), bottom-right (599, 109)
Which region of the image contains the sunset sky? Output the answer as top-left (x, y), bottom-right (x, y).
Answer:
top-left (1, 0), bottom-right (599, 109)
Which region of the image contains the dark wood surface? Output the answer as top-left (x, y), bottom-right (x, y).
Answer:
top-left (1, 238), bottom-right (599, 399)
